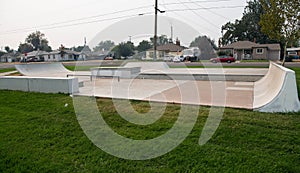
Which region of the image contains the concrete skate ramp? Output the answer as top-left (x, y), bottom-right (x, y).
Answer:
top-left (15, 63), bottom-right (71, 77)
top-left (253, 62), bottom-right (300, 112)
top-left (124, 62), bottom-right (169, 72)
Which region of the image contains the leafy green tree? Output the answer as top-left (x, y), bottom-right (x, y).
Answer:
top-left (25, 31), bottom-right (52, 51)
top-left (150, 35), bottom-right (168, 46)
top-left (4, 46), bottom-right (12, 53)
top-left (18, 43), bottom-right (34, 53)
top-left (111, 41), bottom-right (135, 58)
top-left (221, 0), bottom-right (276, 45)
top-left (260, 0), bottom-right (300, 64)
top-left (136, 40), bottom-right (151, 52)
top-left (93, 40), bottom-right (115, 52)
top-left (71, 46), bottom-right (85, 52)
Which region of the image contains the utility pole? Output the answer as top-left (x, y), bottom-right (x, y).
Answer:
top-left (154, 0), bottom-right (158, 61)
top-left (153, 0), bottom-right (165, 61)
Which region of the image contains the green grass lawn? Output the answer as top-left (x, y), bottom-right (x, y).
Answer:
top-left (0, 68), bottom-right (16, 73)
top-left (1, 67), bottom-right (300, 172)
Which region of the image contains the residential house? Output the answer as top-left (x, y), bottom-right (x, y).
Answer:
top-left (0, 52), bottom-right (21, 62)
top-left (79, 45), bottom-right (107, 60)
top-left (146, 42), bottom-right (185, 60)
top-left (24, 50), bottom-right (80, 62)
top-left (24, 50), bottom-right (49, 61)
top-left (219, 41), bottom-right (281, 61)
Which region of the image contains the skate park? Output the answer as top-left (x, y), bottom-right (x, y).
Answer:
top-left (0, 61), bottom-right (299, 113)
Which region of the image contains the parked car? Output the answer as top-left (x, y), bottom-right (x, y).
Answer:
top-left (163, 55), bottom-right (175, 62)
top-left (210, 55), bottom-right (235, 63)
top-left (172, 55), bottom-right (181, 62)
top-left (104, 57), bottom-right (113, 60)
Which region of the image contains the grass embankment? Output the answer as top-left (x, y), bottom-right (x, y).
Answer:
top-left (0, 68), bottom-right (300, 172)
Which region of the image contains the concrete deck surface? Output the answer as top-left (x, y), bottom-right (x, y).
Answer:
top-left (76, 78), bottom-right (254, 109)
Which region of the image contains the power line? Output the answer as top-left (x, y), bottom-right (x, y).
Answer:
top-left (160, 0), bottom-right (231, 6)
top-left (0, 13), bottom-right (153, 36)
top-left (186, 0), bottom-right (232, 20)
top-left (167, 5), bottom-right (245, 12)
top-left (0, 5), bottom-right (154, 34)
top-left (0, 5), bottom-right (245, 36)
top-left (160, 0), bottom-right (213, 35)
top-left (174, 0), bottom-right (220, 29)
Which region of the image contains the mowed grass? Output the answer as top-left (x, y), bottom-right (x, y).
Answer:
top-left (1, 68), bottom-right (300, 172)
top-left (1, 93), bottom-right (300, 172)
top-left (0, 68), bottom-right (16, 73)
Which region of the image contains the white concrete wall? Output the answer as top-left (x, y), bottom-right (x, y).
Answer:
top-left (0, 76), bottom-right (79, 94)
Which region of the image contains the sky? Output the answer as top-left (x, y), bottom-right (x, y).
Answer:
top-left (0, 0), bottom-right (247, 51)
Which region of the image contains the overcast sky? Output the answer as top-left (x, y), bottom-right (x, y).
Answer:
top-left (0, 0), bottom-right (247, 50)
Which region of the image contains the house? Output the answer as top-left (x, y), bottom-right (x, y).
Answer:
top-left (219, 41), bottom-right (281, 61)
top-left (24, 50), bottom-right (49, 61)
top-left (78, 46), bottom-right (108, 60)
top-left (145, 42), bottom-right (185, 60)
top-left (23, 50), bottom-right (80, 62)
top-left (0, 52), bottom-right (21, 62)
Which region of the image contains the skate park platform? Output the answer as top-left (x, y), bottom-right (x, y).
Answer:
top-left (0, 61), bottom-right (299, 112)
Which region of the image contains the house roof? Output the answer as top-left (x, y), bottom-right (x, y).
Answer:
top-left (149, 43), bottom-right (185, 52)
top-left (1, 52), bottom-right (21, 58)
top-left (221, 41), bottom-right (260, 50)
top-left (260, 44), bottom-right (281, 50)
top-left (221, 41), bottom-right (280, 50)
top-left (26, 50), bottom-right (49, 57)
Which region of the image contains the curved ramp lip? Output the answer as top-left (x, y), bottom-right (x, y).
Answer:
top-left (253, 62), bottom-right (300, 112)
top-left (15, 62), bottom-right (72, 76)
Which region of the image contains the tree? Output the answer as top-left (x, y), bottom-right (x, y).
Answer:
top-left (136, 40), bottom-right (151, 52)
top-left (25, 31), bottom-right (52, 51)
top-left (72, 46), bottom-right (85, 52)
top-left (93, 40), bottom-right (115, 52)
top-left (4, 46), bottom-right (12, 53)
top-left (112, 41), bottom-right (135, 58)
top-left (221, 0), bottom-right (276, 45)
top-left (260, 0), bottom-right (300, 65)
top-left (18, 43), bottom-right (34, 53)
top-left (190, 36), bottom-right (217, 60)
top-left (150, 35), bottom-right (168, 46)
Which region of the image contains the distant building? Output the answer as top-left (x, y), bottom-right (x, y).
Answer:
top-left (78, 45), bottom-right (108, 60)
top-left (22, 50), bottom-right (80, 62)
top-left (0, 52), bottom-right (21, 62)
top-left (220, 41), bottom-right (281, 61)
top-left (24, 50), bottom-right (49, 61)
top-left (146, 41), bottom-right (186, 60)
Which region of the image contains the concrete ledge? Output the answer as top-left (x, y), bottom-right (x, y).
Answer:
top-left (253, 62), bottom-right (300, 112)
top-left (136, 73), bottom-right (263, 82)
top-left (0, 76), bottom-right (79, 94)
top-left (90, 67), bottom-right (141, 78)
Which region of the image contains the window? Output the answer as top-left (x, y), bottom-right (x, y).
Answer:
top-left (256, 48), bottom-right (263, 54)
